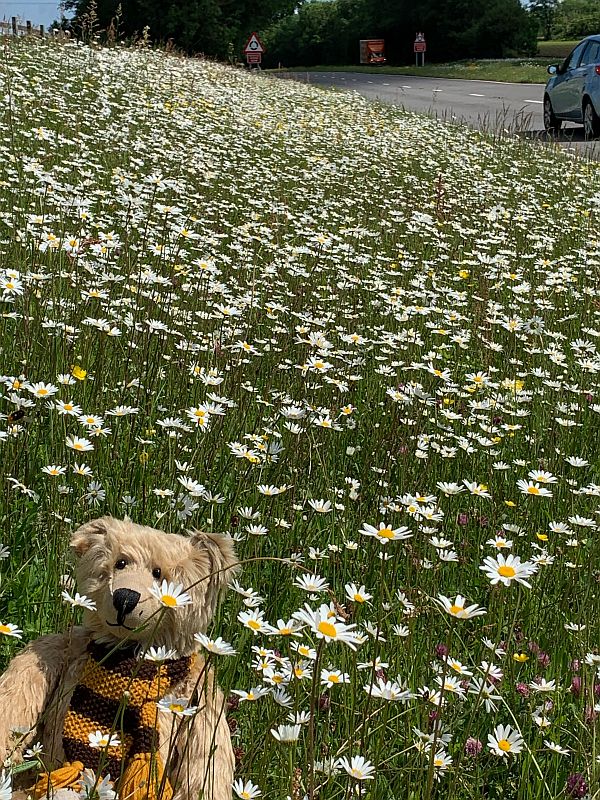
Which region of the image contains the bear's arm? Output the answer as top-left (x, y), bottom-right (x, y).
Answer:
top-left (171, 685), bottom-right (235, 800)
top-left (0, 630), bottom-right (86, 762)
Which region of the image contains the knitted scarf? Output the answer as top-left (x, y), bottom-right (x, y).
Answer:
top-left (32, 641), bottom-right (194, 800)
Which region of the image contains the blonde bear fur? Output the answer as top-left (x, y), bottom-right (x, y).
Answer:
top-left (0, 516), bottom-right (239, 800)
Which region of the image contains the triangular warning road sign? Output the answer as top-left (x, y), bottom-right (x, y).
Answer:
top-left (243, 32), bottom-right (265, 54)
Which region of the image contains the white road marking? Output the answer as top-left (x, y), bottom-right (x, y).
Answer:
top-left (402, 85), bottom-right (412, 89)
top-left (382, 82), bottom-right (390, 86)
top-left (525, 99), bottom-right (543, 104)
top-left (469, 93), bottom-right (485, 97)
top-left (432, 88), bottom-right (443, 92)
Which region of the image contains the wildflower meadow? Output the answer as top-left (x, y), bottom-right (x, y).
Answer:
top-left (1, 36), bottom-right (600, 800)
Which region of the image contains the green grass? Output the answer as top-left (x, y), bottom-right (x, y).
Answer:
top-left (279, 59), bottom-right (550, 83)
top-left (1, 36), bottom-right (600, 800)
top-left (536, 40), bottom-right (579, 59)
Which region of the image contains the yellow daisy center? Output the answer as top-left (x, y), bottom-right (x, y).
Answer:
top-left (328, 674), bottom-right (340, 683)
top-left (0, 624), bottom-right (12, 634)
top-left (377, 527), bottom-right (394, 539)
top-left (317, 620), bottom-right (338, 638)
top-left (498, 565), bottom-right (516, 578)
top-left (161, 595), bottom-right (178, 607)
top-left (169, 703), bottom-right (184, 713)
top-left (37, 388), bottom-right (48, 395)
top-left (527, 486), bottom-right (540, 495)
top-left (279, 627), bottom-right (292, 635)
top-left (449, 604), bottom-right (464, 615)
top-left (354, 594), bottom-right (364, 603)
top-left (498, 739), bottom-right (511, 752)
top-left (247, 619), bottom-right (261, 630)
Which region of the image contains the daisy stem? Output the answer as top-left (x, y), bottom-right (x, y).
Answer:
top-left (307, 638), bottom-right (324, 800)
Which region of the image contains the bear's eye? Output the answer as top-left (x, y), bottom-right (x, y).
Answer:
top-left (152, 567), bottom-right (162, 580)
top-left (115, 558), bottom-right (128, 570)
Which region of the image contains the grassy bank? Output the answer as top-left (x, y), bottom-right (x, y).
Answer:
top-left (1, 36), bottom-right (600, 800)
top-left (280, 59), bottom-right (550, 83)
top-left (537, 39), bottom-right (579, 59)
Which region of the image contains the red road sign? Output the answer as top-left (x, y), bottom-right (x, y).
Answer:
top-left (246, 52), bottom-right (262, 64)
top-left (244, 32), bottom-right (265, 54)
top-left (414, 41), bottom-right (426, 53)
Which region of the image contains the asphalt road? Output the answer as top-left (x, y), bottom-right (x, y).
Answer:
top-left (279, 71), bottom-right (600, 160)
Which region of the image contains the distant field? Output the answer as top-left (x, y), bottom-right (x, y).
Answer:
top-left (536, 40), bottom-right (579, 59)
top-left (278, 42), bottom-right (582, 84)
top-left (281, 60), bottom-right (550, 84)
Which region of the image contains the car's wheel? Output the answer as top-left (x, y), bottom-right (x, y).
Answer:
top-left (543, 96), bottom-right (562, 135)
top-left (583, 99), bottom-right (600, 140)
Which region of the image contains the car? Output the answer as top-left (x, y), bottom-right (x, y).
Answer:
top-left (544, 35), bottom-right (600, 139)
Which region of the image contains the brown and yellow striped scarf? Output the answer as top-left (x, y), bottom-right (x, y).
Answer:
top-left (33, 641), bottom-right (194, 800)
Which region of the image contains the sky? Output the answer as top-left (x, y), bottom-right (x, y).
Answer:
top-left (0, 1), bottom-right (67, 26)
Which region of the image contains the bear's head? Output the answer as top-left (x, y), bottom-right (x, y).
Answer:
top-left (70, 516), bottom-right (238, 656)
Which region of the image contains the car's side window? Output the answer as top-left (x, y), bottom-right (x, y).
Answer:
top-left (580, 41), bottom-right (600, 66)
top-left (564, 42), bottom-right (587, 71)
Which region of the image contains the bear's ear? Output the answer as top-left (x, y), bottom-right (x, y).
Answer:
top-left (189, 530), bottom-right (240, 591)
top-left (70, 517), bottom-right (112, 557)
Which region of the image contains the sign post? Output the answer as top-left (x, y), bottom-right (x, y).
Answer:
top-left (414, 32), bottom-right (426, 67)
top-left (243, 32), bottom-right (265, 69)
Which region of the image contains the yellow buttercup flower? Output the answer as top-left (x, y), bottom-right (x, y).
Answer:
top-left (513, 652), bottom-right (529, 663)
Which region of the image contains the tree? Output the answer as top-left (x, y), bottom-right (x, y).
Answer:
top-left (528, 0), bottom-right (558, 40)
top-left (266, 0), bottom-right (537, 67)
top-left (65, 0), bottom-right (302, 55)
top-left (553, 0), bottom-right (600, 39)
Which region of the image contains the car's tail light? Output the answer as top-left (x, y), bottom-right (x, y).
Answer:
top-left (595, 65), bottom-right (600, 76)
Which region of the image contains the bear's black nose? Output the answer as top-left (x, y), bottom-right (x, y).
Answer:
top-left (113, 588), bottom-right (141, 625)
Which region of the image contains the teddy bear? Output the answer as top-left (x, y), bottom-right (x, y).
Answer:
top-left (0, 516), bottom-right (239, 800)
